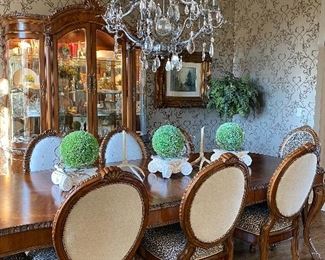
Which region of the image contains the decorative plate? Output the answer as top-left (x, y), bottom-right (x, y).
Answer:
top-left (13, 68), bottom-right (40, 89)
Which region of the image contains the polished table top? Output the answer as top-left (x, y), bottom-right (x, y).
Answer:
top-left (0, 153), bottom-right (281, 234)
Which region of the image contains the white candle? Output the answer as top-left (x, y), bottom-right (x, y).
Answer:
top-left (122, 130), bottom-right (127, 161)
top-left (200, 127), bottom-right (205, 153)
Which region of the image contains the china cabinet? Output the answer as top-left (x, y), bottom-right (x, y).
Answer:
top-left (1, 16), bottom-right (46, 172)
top-left (0, 0), bottom-right (142, 173)
top-left (45, 1), bottom-right (130, 138)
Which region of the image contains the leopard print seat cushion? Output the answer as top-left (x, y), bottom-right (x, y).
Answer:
top-left (141, 224), bottom-right (223, 260)
top-left (236, 203), bottom-right (292, 235)
top-left (27, 248), bottom-right (57, 260)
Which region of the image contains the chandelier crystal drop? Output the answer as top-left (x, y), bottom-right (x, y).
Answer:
top-left (103, 0), bottom-right (225, 72)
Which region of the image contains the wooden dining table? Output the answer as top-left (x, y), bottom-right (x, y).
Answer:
top-left (0, 153), bottom-right (324, 259)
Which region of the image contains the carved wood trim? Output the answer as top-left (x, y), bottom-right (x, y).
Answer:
top-left (23, 130), bottom-right (61, 175)
top-left (99, 127), bottom-right (149, 171)
top-left (52, 166), bottom-right (149, 260)
top-left (179, 153), bottom-right (249, 257)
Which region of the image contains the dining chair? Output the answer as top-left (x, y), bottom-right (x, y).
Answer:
top-left (139, 153), bottom-right (249, 259)
top-left (29, 166), bottom-right (149, 260)
top-left (235, 143), bottom-right (318, 259)
top-left (99, 127), bottom-right (148, 174)
top-left (279, 125), bottom-right (320, 162)
top-left (23, 130), bottom-right (62, 174)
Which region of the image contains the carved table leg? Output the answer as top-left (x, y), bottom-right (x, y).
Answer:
top-left (304, 185), bottom-right (325, 260)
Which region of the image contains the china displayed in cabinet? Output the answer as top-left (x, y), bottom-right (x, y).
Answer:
top-left (0, 16), bottom-right (46, 170)
top-left (0, 0), bottom-right (142, 173)
top-left (46, 1), bottom-right (129, 138)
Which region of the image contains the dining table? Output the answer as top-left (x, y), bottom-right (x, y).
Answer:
top-left (0, 153), bottom-right (324, 259)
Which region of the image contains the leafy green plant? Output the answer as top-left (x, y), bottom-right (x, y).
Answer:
top-left (207, 73), bottom-right (261, 120)
top-left (216, 122), bottom-right (244, 151)
top-left (152, 125), bottom-right (185, 159)
top-left (59, 131), bottom-right (99, 169)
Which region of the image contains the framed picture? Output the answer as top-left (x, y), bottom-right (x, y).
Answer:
top-left (155, 52), bottom-right (211, 108)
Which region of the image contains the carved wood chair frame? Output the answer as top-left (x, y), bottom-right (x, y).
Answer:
top-left (178, 153), bottom-right (249, 259)
top-left (237, 143), bottom-right (318, 260)
top-left (23, 129), bottom-right (61, 174)
top-left (52, 166), bottom-right (149, 260)
top-left (99, 127), bottom-right (149, 171)
top-left (279, 125), bottom-right (320, 163)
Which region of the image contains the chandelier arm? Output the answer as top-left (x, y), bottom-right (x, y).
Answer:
top-left (119, 25), bottom-right (143, 45)
top-left (121, 2), bottom-right (140, 19)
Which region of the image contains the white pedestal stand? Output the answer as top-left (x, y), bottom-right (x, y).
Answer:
top-left (210, 149), bottom-right (253, 166)
top-left (148, 156), bottom-right (193, 179)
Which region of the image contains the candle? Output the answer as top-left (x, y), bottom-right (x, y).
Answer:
top-left (122, 130), bottom-right (127, 162)
top-left (200, 127), bottom-right (205, 153)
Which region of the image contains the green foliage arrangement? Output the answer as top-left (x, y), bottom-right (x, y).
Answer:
top-left (59, 131), bottom-right (99, 169)
top-left (216, 122), bottom-right (245, 151)
top-left (152, 125), bottom-right (185, 159)
top-left (207, 73), bottom-right (260, 120)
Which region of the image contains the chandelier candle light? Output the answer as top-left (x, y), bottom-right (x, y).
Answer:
top-left (103, 0), bottom-right (225, 72)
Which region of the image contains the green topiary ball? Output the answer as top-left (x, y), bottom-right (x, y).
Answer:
top-left (216, 123), bottom-right (245, 151)
top-left (152, 125), bottom-right (185, 159)
top-left (59, 131), bottom-right (99, 169)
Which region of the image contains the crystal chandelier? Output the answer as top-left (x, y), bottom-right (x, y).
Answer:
top-left (103, 0), bottom-right (225, 72)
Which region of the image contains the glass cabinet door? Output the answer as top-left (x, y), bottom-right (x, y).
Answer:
top-left (57, 29), bottom-right (87, 133)
top-left (96, 30), bottom-right (123, 138)
top-left (7, 39), bottom-right (41, 143)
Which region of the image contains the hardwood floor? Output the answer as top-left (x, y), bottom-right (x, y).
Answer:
top-left (234, 212), bottom-right (325, 259)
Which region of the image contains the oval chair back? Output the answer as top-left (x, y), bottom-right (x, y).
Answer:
top-left (279, 125), bottom-right (320, 162)
top-left (269, 143), bottom-right (318, 219)
top-left (53, 166), bottom-right (149, 260)
top-left (179, 153), bottom-right (249, 258)
top-left (23, 130), bottom-right (62, 174)
top-left (99, 127), bottom-right (148, 169)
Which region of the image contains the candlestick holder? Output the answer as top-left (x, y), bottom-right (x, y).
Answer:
top-left (191, 126), bottom-right (211, 170)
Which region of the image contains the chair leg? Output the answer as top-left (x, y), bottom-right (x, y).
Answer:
top-left (259, 216), bottom-right (276, 260)
top-left (179, 243), bottom-right (195, 260)
top-left (291, 218), bottom-right (300, 260)
top-left (225, 237), bottom-right (234, 260)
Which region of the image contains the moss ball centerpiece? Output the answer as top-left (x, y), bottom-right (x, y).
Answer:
top-left (59, 131), bottom-right (99, 169)
top-left (215, 122), bottom-right (244, 151)
top-left (152, 125), bottom-right (185, 159)
top-left (149, 125), bottom-right (192, 178)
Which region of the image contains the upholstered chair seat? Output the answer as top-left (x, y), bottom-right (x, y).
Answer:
top-left (237, 203), bottom-right (292, 235)
top-left (27, 248), bottom-right (57, 260)
top-left (142, 224), bottom-right (223, 260)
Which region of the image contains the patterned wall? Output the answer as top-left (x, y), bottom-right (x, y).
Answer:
top-left (146, 0), bottom-right (236, 152)
top-left (232, 0), bottom-right (320, 155)
top-left (0, 0), bottom-right (321, 156)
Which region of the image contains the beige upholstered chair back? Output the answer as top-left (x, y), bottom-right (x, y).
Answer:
top-left (269, 144), bottom-right (317, 218)
top-left (99, 127), bottom-right (148, 168)
top-left (180, 154), bottom-right (248, 248)
top-left (279, 125), bottom-right (320, 162)
top-left (23, 130), bottom-right (61, 174)
top-left (53, 167), bottom-right (149, 260)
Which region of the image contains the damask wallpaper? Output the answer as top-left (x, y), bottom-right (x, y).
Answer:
top-left (233, 0), bottom-right (320, 155)
top-left (0, 0), bottom-right (321, 156)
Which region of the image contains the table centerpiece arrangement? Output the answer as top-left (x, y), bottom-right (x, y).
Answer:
top-left (148, 124), bottom-right (193, 178)
top-left (51, 130), bottom-right (99, 191)
top-left (210, 122), bottom-right (252, 166)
